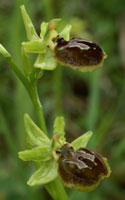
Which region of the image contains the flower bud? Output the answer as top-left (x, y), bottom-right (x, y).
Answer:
top-left (57, 144), bottom-right (111, 192)
top-left (54, 37), bottom-right (107, 72)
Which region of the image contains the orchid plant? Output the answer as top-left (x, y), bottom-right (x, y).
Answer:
top-left (0, 5), bottom-right (111, 200)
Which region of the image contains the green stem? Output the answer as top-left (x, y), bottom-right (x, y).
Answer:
top-left (6, 57), bottom-right (30, 91)
top-left (30, 84), bottom-right (48, 135)
top-left (6, 56), bottom-right (48, 135)
top-left (46, 178), bottom-right (68, 200)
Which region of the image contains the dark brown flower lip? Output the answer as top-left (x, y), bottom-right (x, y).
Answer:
top-left (57, 145), bottom-right (111, 191)
top-left (58, 146), bottom-right (108, 176)
top-left (54, 37), bottom-right (107, 71)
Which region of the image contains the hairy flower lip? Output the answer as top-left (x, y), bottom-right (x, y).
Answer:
top-left (54, 37), bottom-right (107, 72)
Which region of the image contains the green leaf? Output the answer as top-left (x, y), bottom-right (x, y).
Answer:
top-left (20, 5), bottom-right (39, 41)
top-left (27, 159), bottom-right (57, 186)
top-left (24, 114), bottom-right (50, 146)
top-left (34, 49), bottom-right (57, 70)
top-left (59, 24), bottom-right (72, 41)
top-left (22, 40), bottom-right (46, 53)
top-left (21, 47), bottom-right (32, 76)
top-left (40, 22), bottom-right (48, 38)
top-left (18, 146), bottom-right (51, 161)
top-left (0, 44), bottom-right (11, 58)
top-left (53, 116), bottom-right (65, 137)
top-left (71, 131), bottom-right (93, 150)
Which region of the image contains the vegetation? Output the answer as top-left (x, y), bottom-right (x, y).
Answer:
top-left (0, 0), bottom-right (125, 200)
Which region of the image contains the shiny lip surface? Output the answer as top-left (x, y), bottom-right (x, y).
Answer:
top-left (58, 146), bottom-right (109, 186)
top-left (55, 37), bottom-right (105, 67)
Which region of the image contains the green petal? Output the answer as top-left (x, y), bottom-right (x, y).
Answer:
top-left (20, 5), bottom-right (39, 41)
top-left (0, 44), bottom-right (11, 58)
top-left (71, 131), bottom-right (93, 150)
top-left (52, 116), bottom-right (66, 148)
top-left (27, 159), bottom-right (57, 186)
top-left (18, 146), bottom-right (51, 161)
top-left (24, 114), bottom-right (50, 146)
top-left (53, 116), bottom-right (65, 137)
top-left (49, 19), bottom-right (61, 30)
top-left (59, 24), bottom-right (72, 41)
top-left (40, 22), bottom-right (48, 38)
top-left (34, 49), bottom-right (57, 70)
top-left (22, 40), bottom-right (46, 53)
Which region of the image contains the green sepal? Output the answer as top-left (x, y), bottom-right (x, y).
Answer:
top-left (71, 131), bottom-right (93, 150)
top-left (40, 22), bottom-right (48, 38)
top-left (0, 44), bottom-right (11, 58)
top-left (59, 24), bottom-right (72, 41)
top-left (24, 114), bottom-right (50, 146)
top-left (34, 49), bottom-right (57, 70)
top-left (21, 47), bottom-right (32, 76)
top-left (20, 5), bottom-right (39, 41)
top-left (22, 40), bottom-right (46, 53)
top-left (27, 159), bottom-right (57, 186)
top-left (18, 146), bottom-right (51, 161)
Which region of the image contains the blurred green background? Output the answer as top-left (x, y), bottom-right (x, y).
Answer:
top-left (0, 0), bottom-right (125, 199)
